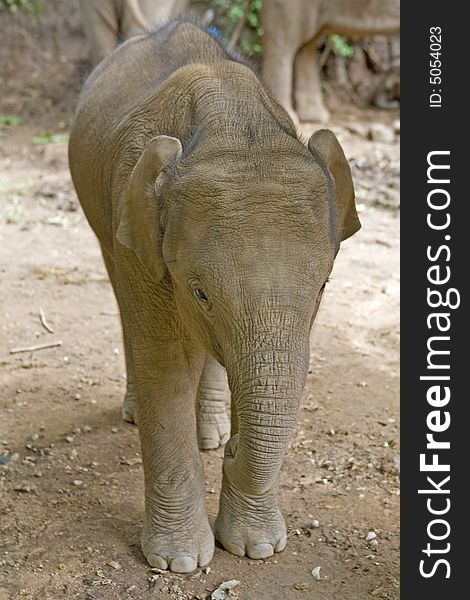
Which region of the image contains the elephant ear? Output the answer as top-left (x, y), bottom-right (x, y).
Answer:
top-left (308, 129), bottom-right (361, 242)
top-left (116, 135), bottom-right (182, 282)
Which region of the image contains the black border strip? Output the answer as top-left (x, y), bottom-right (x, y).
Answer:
top-left (401, 2), bottom-right (467, 595)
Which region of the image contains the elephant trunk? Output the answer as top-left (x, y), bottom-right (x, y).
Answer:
top-left (225, 342), bottom-right (309, 496)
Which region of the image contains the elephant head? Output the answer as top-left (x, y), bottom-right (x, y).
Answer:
top-left (117, 128), bottom-right (360, 494)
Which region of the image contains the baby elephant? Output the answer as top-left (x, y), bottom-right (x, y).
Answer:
top-left (69, 19), bottom-right (360, 573)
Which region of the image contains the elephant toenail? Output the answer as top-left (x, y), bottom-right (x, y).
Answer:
top-left (169, 556), bottom-right (197, 573)
top-left (247, 543), bottom-right (274, 559)
top-left (147, 553), bottom-right (168, 569)
top-left (199, 549), bottom-right (214, 567)
top-left (222, 541), bottom-right (245, 557)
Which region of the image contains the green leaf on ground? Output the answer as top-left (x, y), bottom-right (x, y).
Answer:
top-left (0, 115), bottom-right (23, 127)
top-left (32, 132), bottom-right (69, 145)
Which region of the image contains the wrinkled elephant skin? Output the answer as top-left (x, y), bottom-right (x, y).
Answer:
top-left (69, 20), bottom-right (361, 573)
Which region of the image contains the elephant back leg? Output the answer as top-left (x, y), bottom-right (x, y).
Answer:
top-left (294, 39), bottom-right (330, 123)
top-left (196, 355), bottom-right (230, 450)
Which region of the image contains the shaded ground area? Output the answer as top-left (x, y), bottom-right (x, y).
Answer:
top-left (0, 113), bottom-right (399, 599)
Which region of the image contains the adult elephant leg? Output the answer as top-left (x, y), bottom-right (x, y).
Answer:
top-left (78, 0), bottom-right (119, 65)
top-left (100, 244), bottom-right (138, 425)
top-left (262, 42), bottom-right (298, 124)
top-left (138, 0), bottom-right (189, 26)
top-left (262, 0), bottom-right (322, 125)
top-left (215, 339), bottom-right (309, 559)
top-left (196, 355), bottom-right (230, 450)
top-left (116, 253), bottom-right (213, 573)
top-left (294, 38), bottom-right (330, 123)
top-left (120, 0), bottom-right (147, 36)
top-left (261, 0), bottom-right (299, 124)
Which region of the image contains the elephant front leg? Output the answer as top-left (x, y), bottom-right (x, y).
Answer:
top-left (294, 39), bottom-right (330, 123)
top-left (214, 434), bottom-right (288, 559)
top-left (135, 343), bottom-right (215, 573)
top-left (214, 349), bottom-right (307, 559)
top-left (113, 247), bottom-right (213, 572)
top-left (262, 35), bottom-right (298, 124)
top-left (196, 355), bottom-right (230, 450)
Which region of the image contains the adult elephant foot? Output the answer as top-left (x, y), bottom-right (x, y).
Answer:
top-left (213, 437), bottom-right (287, 559)
top-left (214, 473), bottom-right (287, 559)
top-left (141, 477), bottom-right (214, 573)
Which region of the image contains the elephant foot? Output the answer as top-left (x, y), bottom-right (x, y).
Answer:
top-left (122, 385), bottom-right (137, 424)
top-left (296, 103), bottom-right (330, 124)
top-left (142, 523), bottom-right (214, 573)
top-left (141, 479), bottom-right (214, 573)
top-left (197, 404), bottom-right (230, 450)
top-left (214, 471), bottom-right (287, 559)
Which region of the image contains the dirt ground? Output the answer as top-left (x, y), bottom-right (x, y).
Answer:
top-left (0, 107), bottom-right (399, 600)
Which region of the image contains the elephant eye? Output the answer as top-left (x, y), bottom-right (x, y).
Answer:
top-left (194, 288), bottom-right (209, 303)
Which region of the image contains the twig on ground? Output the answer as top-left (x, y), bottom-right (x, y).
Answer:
top-left (39, 308), bottom-right (54, 333)
top-left (10, 341), bottom-right (63, 354)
